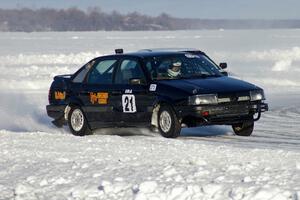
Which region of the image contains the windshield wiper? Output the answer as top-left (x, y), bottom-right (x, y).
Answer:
top-left (205, 74), bottom-right (222, 77)
top-left (181, 74), bottom-right (221, 79)
top-left (153, 74), bottom-right (221, 81)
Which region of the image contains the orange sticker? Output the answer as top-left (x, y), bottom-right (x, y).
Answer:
top-left (98, 98), bottom-right (108, 104)
top-left (54, 91), bottom-right (66, 100)
top-left (98, 92), bottom-right (108, 99)
top-left (90, 92), bottom-right (98, 104)
top-left (90, 92), bottom-right (108, 104)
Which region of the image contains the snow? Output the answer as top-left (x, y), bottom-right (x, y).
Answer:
top-left (1, 30), bottom-right (300, 199)
top-left (1, 130), bottom-right (300, 199)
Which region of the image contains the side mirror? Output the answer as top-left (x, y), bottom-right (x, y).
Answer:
top-left (130, 78), bottom-right (143, 85)
top-left (219, 63), bottom-right (227, 69)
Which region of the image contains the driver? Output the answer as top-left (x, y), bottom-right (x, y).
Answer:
top-left (167, 61), bottom-right (182, 78)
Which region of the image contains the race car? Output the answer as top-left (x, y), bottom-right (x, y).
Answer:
top-left (46, 49), bottom-right (268, 138)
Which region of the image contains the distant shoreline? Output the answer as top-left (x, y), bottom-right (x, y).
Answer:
top-left (1, 8), bottom-right (300, 32)
top-left (2, 28), bottom-right (300, 34)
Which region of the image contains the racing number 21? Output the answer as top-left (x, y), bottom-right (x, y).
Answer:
top-left (122, 94), bottom-right (136, 113)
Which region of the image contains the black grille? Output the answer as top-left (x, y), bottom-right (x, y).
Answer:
top-left (218, 92), bottom-right (250, 103)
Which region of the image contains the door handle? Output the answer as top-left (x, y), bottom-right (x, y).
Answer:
top-left (111, 91), bottom-right (122, 95)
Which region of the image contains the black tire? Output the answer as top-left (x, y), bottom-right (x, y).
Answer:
top-left (158, 105), bottom-right (181, 138)
top-left (232, 121), bottom-right (254, 136)
top-left (68, 106), bottom-right (92, 136)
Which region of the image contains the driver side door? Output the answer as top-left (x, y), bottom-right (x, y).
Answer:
top-left (113, 57), bottom-right (155, 126)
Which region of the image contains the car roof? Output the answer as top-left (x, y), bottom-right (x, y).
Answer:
top-left (94, 51), bottom-right (187, 60)
top-left (125, 50), bottom-right (188, 58)
top-left (139, 48), bottom-right (206, 55)
top-left (139, 48), bottom-right (203, 52)
top-left (96, 48), bottom-right (206, 60)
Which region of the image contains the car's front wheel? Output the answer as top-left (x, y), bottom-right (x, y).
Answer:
top-left (232, 121), bottom-right (254, 136)
top-left (158, 105), bottom-right (181, 138)
top-left (68, 106), bottom-right (92, 136)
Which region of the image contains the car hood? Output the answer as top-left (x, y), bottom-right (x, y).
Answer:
top-left (158, 76), bottom-right (259, 95)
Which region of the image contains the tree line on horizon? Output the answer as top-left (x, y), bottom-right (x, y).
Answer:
top-left (1, 7), bottom-right (300, 32)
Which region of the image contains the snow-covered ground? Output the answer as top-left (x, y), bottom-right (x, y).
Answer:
top-left (1, 30), bottom-right (300, 199)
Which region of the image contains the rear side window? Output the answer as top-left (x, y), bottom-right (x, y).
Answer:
top-left (72, 60), bottom-right (95, 83)
top-left (87, 59), bottom-right (117, 84)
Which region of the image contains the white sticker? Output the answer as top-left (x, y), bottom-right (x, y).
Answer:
top-left (122, 94), bottom-right (136, 113)
top-left (149, 84), bottom-right (157, 91)
top-left (125, 89), bottom-right (132, 94)
top-left (185, 53), bottom-right (199, 58)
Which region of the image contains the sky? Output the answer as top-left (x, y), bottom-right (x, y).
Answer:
top-left (1, 0), bottom-right (300, 19)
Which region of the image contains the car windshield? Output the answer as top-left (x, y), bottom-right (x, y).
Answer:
top-left (145, 54), bottom-right (223, 80)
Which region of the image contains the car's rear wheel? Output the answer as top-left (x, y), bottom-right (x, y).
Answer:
top-left (68, 106), bottom-right (92, 136)
top-left (158, 105), bottom-right (181, 138)
top-left (232, 121), bottom-right (254, 136)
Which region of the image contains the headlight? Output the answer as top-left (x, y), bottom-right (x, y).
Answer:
top-left (250, 90), bottom-right (265, 101)
top-left (188, 94), bottom-right (218, 105)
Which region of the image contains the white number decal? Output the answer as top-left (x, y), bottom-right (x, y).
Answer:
top-left (149, 84), bottom-right (157, 91)
top-left (122, 94), bottom-right (136, 113)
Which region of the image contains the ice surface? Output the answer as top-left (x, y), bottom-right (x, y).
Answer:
top-left (0, 30), bottom-right (300, 199)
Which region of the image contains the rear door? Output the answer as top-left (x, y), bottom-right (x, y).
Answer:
top-left (113, 57), bottom-right (155, 126)
top-left (79, 57), bottom-right (119, 128)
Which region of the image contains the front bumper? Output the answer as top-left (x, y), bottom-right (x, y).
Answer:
top-left (177, 101), bottom-right (268, 126)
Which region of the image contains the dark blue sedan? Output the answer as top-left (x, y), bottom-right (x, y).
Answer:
top-left (46, 49), bottom-right (268, 138)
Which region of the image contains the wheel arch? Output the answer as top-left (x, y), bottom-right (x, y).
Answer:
top-left (151, 96), bottom-right (177, 127)
top-left (66, 96), bottom-right (84, 107)
top-left (64, 97), bottom-right (85, 121)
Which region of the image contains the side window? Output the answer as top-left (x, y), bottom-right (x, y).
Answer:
top-left (158, 60), bottom-right (172, 72)
top-left (145, 61), bottom-right (154, 78)
top-left (87, 59), bottom-right (117, 84)
top-left (72, 60), bottom-right (95, 83)
top-left (115, 59), bottom-right (146, 84)
top-left (156, 59), bottom-right (173, 78)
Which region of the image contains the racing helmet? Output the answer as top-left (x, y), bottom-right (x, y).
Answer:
top-left (168, 61), bottom-right (182, 77)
